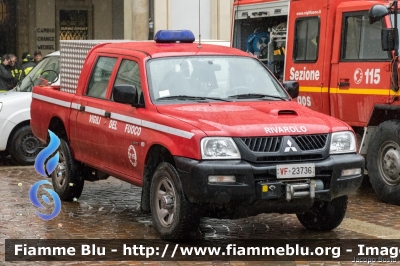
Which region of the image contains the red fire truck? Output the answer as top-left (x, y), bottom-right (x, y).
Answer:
top-left (232, 0), bottom-right (400, 204)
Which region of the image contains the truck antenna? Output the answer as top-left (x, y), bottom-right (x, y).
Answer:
top-left (198, 0), bottom-right (202, 48)
top-left (394, 0), bottom-right (398, 57)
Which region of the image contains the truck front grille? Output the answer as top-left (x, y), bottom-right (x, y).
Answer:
top-left (240, 134), bottom-right (328, 152)
top-left (292, 134), bottom-right (328, 151)
top-left (240, 137), bottom-right (282, 152)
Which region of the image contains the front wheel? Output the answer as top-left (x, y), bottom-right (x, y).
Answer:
top-left (150, 162), bottom-right (199, 239)
top-left (8, 125), bottom-right (42, 165)
top-left (296, 195), bottom-right (348, 231)
top-left (367, 120), bottom-right (400, 204)
top-left (51, 139), bottom-right (84, 201)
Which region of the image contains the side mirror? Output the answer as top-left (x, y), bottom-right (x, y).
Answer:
top-left (368, 5), bottom-right (389, 24)
top-left (382, 28), bottom-right (399, 51)
top-left (283, 81), bottom-right (299, 98)
top-left (113, 84), bottom-right (138, 106)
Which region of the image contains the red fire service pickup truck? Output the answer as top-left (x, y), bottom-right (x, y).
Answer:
top-left (30, 30), bottom-right (364, 239)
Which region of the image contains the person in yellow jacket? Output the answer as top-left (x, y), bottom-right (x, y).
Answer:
top-left (19, 52), bottom-right (36, 80)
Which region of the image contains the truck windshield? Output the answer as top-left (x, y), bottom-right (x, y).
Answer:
top-left (147, 56), bottom-right (288, 103)
top-left (15, 54), bottom-right (60, 92)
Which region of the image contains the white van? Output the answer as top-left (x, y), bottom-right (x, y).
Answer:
top-left (0, 51), bottom-right (60, 164)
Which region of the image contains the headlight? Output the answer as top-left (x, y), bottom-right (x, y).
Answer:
top-left (0, 102), bottom-right (2, 112)
top-left (201, 137), bottom-right (241, 159)
top-left (330, 131), bottom-right (356, 154)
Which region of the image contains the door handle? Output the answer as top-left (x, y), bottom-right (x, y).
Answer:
top-left (79, 105), bottom-right (85, 111)
top-left (105, 111), bottom-right (111, 118)
top-left (338, 82), bottom-right (350, 87)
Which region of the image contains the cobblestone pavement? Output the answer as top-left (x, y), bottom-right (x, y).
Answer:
top-left (1, 160), bottom-right (400, 265)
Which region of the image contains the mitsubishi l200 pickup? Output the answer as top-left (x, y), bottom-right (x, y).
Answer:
top-left (30, 31), bottom-right (364, 239)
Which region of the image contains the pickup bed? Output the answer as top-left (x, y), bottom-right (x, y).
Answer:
top-left (30, 31), bottom-right (364, 239)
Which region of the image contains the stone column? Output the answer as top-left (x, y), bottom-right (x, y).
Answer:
top-left (36, 0), bottom-right (56, 56)
top-left (132, 0), bottom-right (149, 40)
top-left (154, 0), bottom-right (169, 34)
top-left (16, 0), bottom-right (36, 59)
top-left (124, 0), bottom-right (133, 40)
top-left (211, 0), bottom-right (234, 40)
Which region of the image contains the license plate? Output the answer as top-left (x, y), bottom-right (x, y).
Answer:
top-left (276, 163), bottom-right (315, 179)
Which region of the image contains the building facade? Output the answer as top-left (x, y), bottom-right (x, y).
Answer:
top-left (1, 0), bottom-right (232, 60)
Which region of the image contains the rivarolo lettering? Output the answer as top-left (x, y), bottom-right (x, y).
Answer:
top-left (290, 67), bottom-right (320, 81)
top-left (265, 126), bottom-right (307, 134)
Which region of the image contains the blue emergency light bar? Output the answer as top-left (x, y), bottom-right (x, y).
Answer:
top-left (154, 30), bottom-right (195, 43)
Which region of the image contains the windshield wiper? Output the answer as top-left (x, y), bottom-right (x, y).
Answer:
top-left (228, 93), bottom-right (288, 101)
top-left (158, 95), bottom-right (231, 102)
top-left (199, 96), bottom-right (231, 102)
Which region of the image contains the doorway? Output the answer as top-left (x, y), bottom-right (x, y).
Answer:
top-left (55, 5), bottom-right (93, 50)
top-left (59, 10), bottom-right (89, 40)
top-left (0, 0), bottom-right (16, 55)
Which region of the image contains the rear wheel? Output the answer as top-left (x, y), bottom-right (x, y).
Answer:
top-left (8, 125), bottom-right (42, 165)
top-left (150, 162), bottom-right (199, 239)
top-left (367, 120), bottom-right (400, 204)
top-left (296, 195), bottom-right (348, 231)
top-left (51, 139), bottom-right (84, 201)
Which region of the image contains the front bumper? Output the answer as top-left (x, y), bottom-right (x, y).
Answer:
top-left (0, 118), bottom-right (17, 150)
top-left (175, 154), bottom-right (364, 207)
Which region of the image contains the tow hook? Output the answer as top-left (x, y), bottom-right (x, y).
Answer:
top-left (286, 180), bottom-right (316, 201)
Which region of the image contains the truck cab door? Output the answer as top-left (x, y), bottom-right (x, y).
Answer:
top-left (72, 55), bottom-right (145, 183)
top-left (72, 56), bottom-right (119, 169)
top-left (284, 0), bottom-right (330, 114)
top-left (101, 57), bottom-right (145, 183)
top-left (330, 9), bottom-right (391, 126)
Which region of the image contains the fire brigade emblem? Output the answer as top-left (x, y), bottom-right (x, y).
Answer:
top-left (128, 145), bottom-right (137, 167)
top-left (353, 68), bottom-right (363, 84)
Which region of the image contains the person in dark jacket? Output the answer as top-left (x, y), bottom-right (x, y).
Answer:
top-left (34, 50), bottom-right (42, 64)
top-left (0, 54), bottom-right (14, 91)
top-left (7, 54), bottom-right (21, 86)
top-left (19, 52), bottom-right (36, 80)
